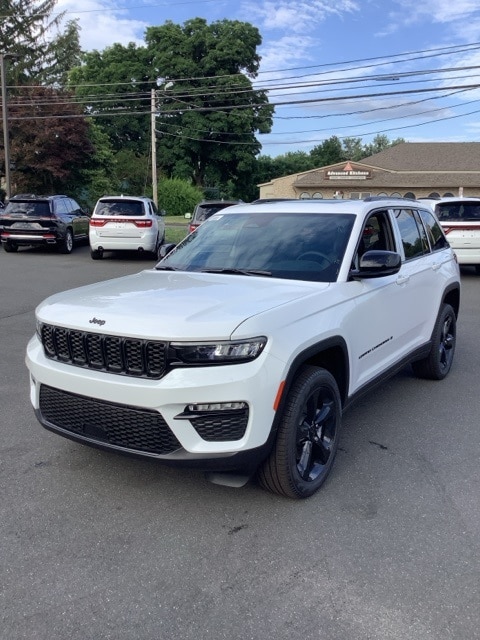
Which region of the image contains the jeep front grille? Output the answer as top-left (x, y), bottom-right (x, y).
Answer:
top-left (39, 385), bottom-right (181, 455)
top-left (40, 324), bottom-right (167, 379)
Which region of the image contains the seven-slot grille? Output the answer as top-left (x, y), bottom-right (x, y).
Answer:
top-left (40, 323), bottom-right (167, 379)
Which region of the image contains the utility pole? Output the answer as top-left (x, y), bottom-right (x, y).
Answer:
top-left (151, 82), bottom-right (173, 209)
top-left (0, 53), bottom-right (13, 200)
top-left (151, 89), bottom-right (158, 207)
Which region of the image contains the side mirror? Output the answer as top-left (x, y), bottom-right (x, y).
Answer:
top-left (350, 250), bottom-right (401, 279)
top-left (184, 212), bottom-right (192, 220)
top-left (158, 243), bottom-right (176, 259)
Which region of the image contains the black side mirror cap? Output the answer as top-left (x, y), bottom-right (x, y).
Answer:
top-left (350, 250), bottom-right (402, 280)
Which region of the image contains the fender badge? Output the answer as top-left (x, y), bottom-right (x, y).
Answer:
top-left (89, 317), bottom-right (106, 326)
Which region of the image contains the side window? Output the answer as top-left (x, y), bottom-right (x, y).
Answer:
top-left (359, 211), bottom-right (395, 252)
top-left (354, 210), bottom-right (395, 267)
top-left (418, 208), bottom-right (449, 251)
top-left (55, 198), bottom-right (69, 215)
top-left (394, 208), bottom-right (428, 259)
top-left (68, 199), bottom-right (81, 214)
top-left (150, 200), bottom-right (159, 216)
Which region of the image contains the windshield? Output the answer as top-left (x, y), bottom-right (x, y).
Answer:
top-left (158, 211), bottom-right (355, 282)
top-left (435, 201), bottom-right (480, 222)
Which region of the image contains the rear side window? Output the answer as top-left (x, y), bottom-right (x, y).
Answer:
top-left (394, 208), bottom-right (429, 259)
top-left (418, 209), bottom-right (449, 251)
top-left (55, 199), bottom-right (69, 214)
top-left (95, 200), bottom-right (144, 216)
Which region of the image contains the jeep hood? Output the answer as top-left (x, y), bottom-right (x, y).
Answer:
top-left (35, 269), bottom-right (328, 340)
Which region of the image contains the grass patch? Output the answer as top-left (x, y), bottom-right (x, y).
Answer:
top-left (164, 216), bottom-right (189, 244)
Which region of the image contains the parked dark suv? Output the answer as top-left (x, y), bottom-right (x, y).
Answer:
top-left (0, 194), bottom-right (89, 254)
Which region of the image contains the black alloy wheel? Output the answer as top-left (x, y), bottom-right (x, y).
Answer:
top-left (258, 366), bottom-right (342, 499)
top-left (412, 303), bottom-right (456, 380)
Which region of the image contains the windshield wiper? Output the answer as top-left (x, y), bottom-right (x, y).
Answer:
top-left (155, 265), bottom-right (181, 271)
top-left (200, 268), bottom-right (272, 277)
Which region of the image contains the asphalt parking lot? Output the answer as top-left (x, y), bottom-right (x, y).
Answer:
top-left (1, 244), bottom-right (479, 640)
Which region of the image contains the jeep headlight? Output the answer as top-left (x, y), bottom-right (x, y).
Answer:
top-left (171, 337), bottom-right (267, 364)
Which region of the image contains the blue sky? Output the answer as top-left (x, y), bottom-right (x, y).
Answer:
top-left (55, 0), bottom-right (480, 156)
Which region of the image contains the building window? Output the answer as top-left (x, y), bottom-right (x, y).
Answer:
top-left (377, 192), bottom-right (388, 196)
top-left (443, 192), bottom-right (454, 197)
top-left (428, 192), bottom-right (441, 198)
top-left (404, 191), bottom-right (415, 199)
top-left (312, 192), bottom-right (323, 199)
top-left (300, 192), bottom-right (311, 199)
top-left (391, 192), bottom-right (402, 198)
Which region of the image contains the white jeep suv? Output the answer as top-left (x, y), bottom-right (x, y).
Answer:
top-left (26, 198), bottom-right (460, 499)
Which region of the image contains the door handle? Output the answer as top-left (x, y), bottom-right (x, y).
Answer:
top-left (396, 275), bottom-right (410, 285)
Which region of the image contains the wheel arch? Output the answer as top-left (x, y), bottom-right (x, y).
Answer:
top-left (280, 337), bottom-right (350, 411)
top-left (442, 283), bottom-right (460, 319)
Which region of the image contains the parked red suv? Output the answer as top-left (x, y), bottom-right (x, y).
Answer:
top-left (186, 200), bottom-right (242, 234)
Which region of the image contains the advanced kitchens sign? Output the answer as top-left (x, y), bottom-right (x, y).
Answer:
top-left (325, 162), bottom-right (371, 180)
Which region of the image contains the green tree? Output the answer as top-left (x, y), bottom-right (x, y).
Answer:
top-left (362, 134), bottom-right (405, 158)
top-left (341, 137), bottom-right (365, 161)
top-left (309, 136), bottom-right (345, 167)
top-left (146, 18), bottom-right (274, 188)
top-left (158, 178), bottom-right (203, 216)
top-left (0, 0), bottom-right (69, 83)
top-left (69, 43), bottom-right (152, 153)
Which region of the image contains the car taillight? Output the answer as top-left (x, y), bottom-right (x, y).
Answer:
top-left (89, 218), bottom-right (152, 228)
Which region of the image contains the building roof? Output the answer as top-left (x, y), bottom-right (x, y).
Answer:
top-left (291, 142), bottom-right (480, 190)
top-left (359, 142), bottom-right (480, 172)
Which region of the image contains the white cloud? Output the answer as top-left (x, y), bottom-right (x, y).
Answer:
top-left (54, 0), bottom-right (148, 51)
top-left (242, 0), bottom-right (360, 35)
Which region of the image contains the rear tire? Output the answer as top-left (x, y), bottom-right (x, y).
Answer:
top-left (258, 366), bottom-right (342, 499)
top-left (90, 249), bottom-right (103, 260)
top-left (59, 229), bottom-right (74, 254)
top-left (411, 303), bottom-right (456, 380)
top-left (3, 241), bottom-right (18, 253)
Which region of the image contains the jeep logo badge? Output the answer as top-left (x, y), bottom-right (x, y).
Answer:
top-left (89, 317), bottom-right (106, 326)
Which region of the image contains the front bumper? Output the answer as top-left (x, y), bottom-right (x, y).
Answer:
top-left (26, 335), bottom-right (282, 470)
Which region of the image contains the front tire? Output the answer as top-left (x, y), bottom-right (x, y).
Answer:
top-left (258, 366), bottom-right (342, 499)
top-left (411, 303), bottom-right (456, 380)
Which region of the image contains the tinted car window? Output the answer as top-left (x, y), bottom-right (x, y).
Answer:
top-left (194, 203), bottom-right (236, 223)
top-left (418, 209), bottom-right (449, 251)
top-left (96, 200), bottom-right (144, 216)
top-left (55, 199), bottom-right (69, 214)
top-left (4, 201), bottom-right (52, 217)
top-left (395, 208), bottom-right (428, 259)
top-left (435, 201), bottom-right (480, 221)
